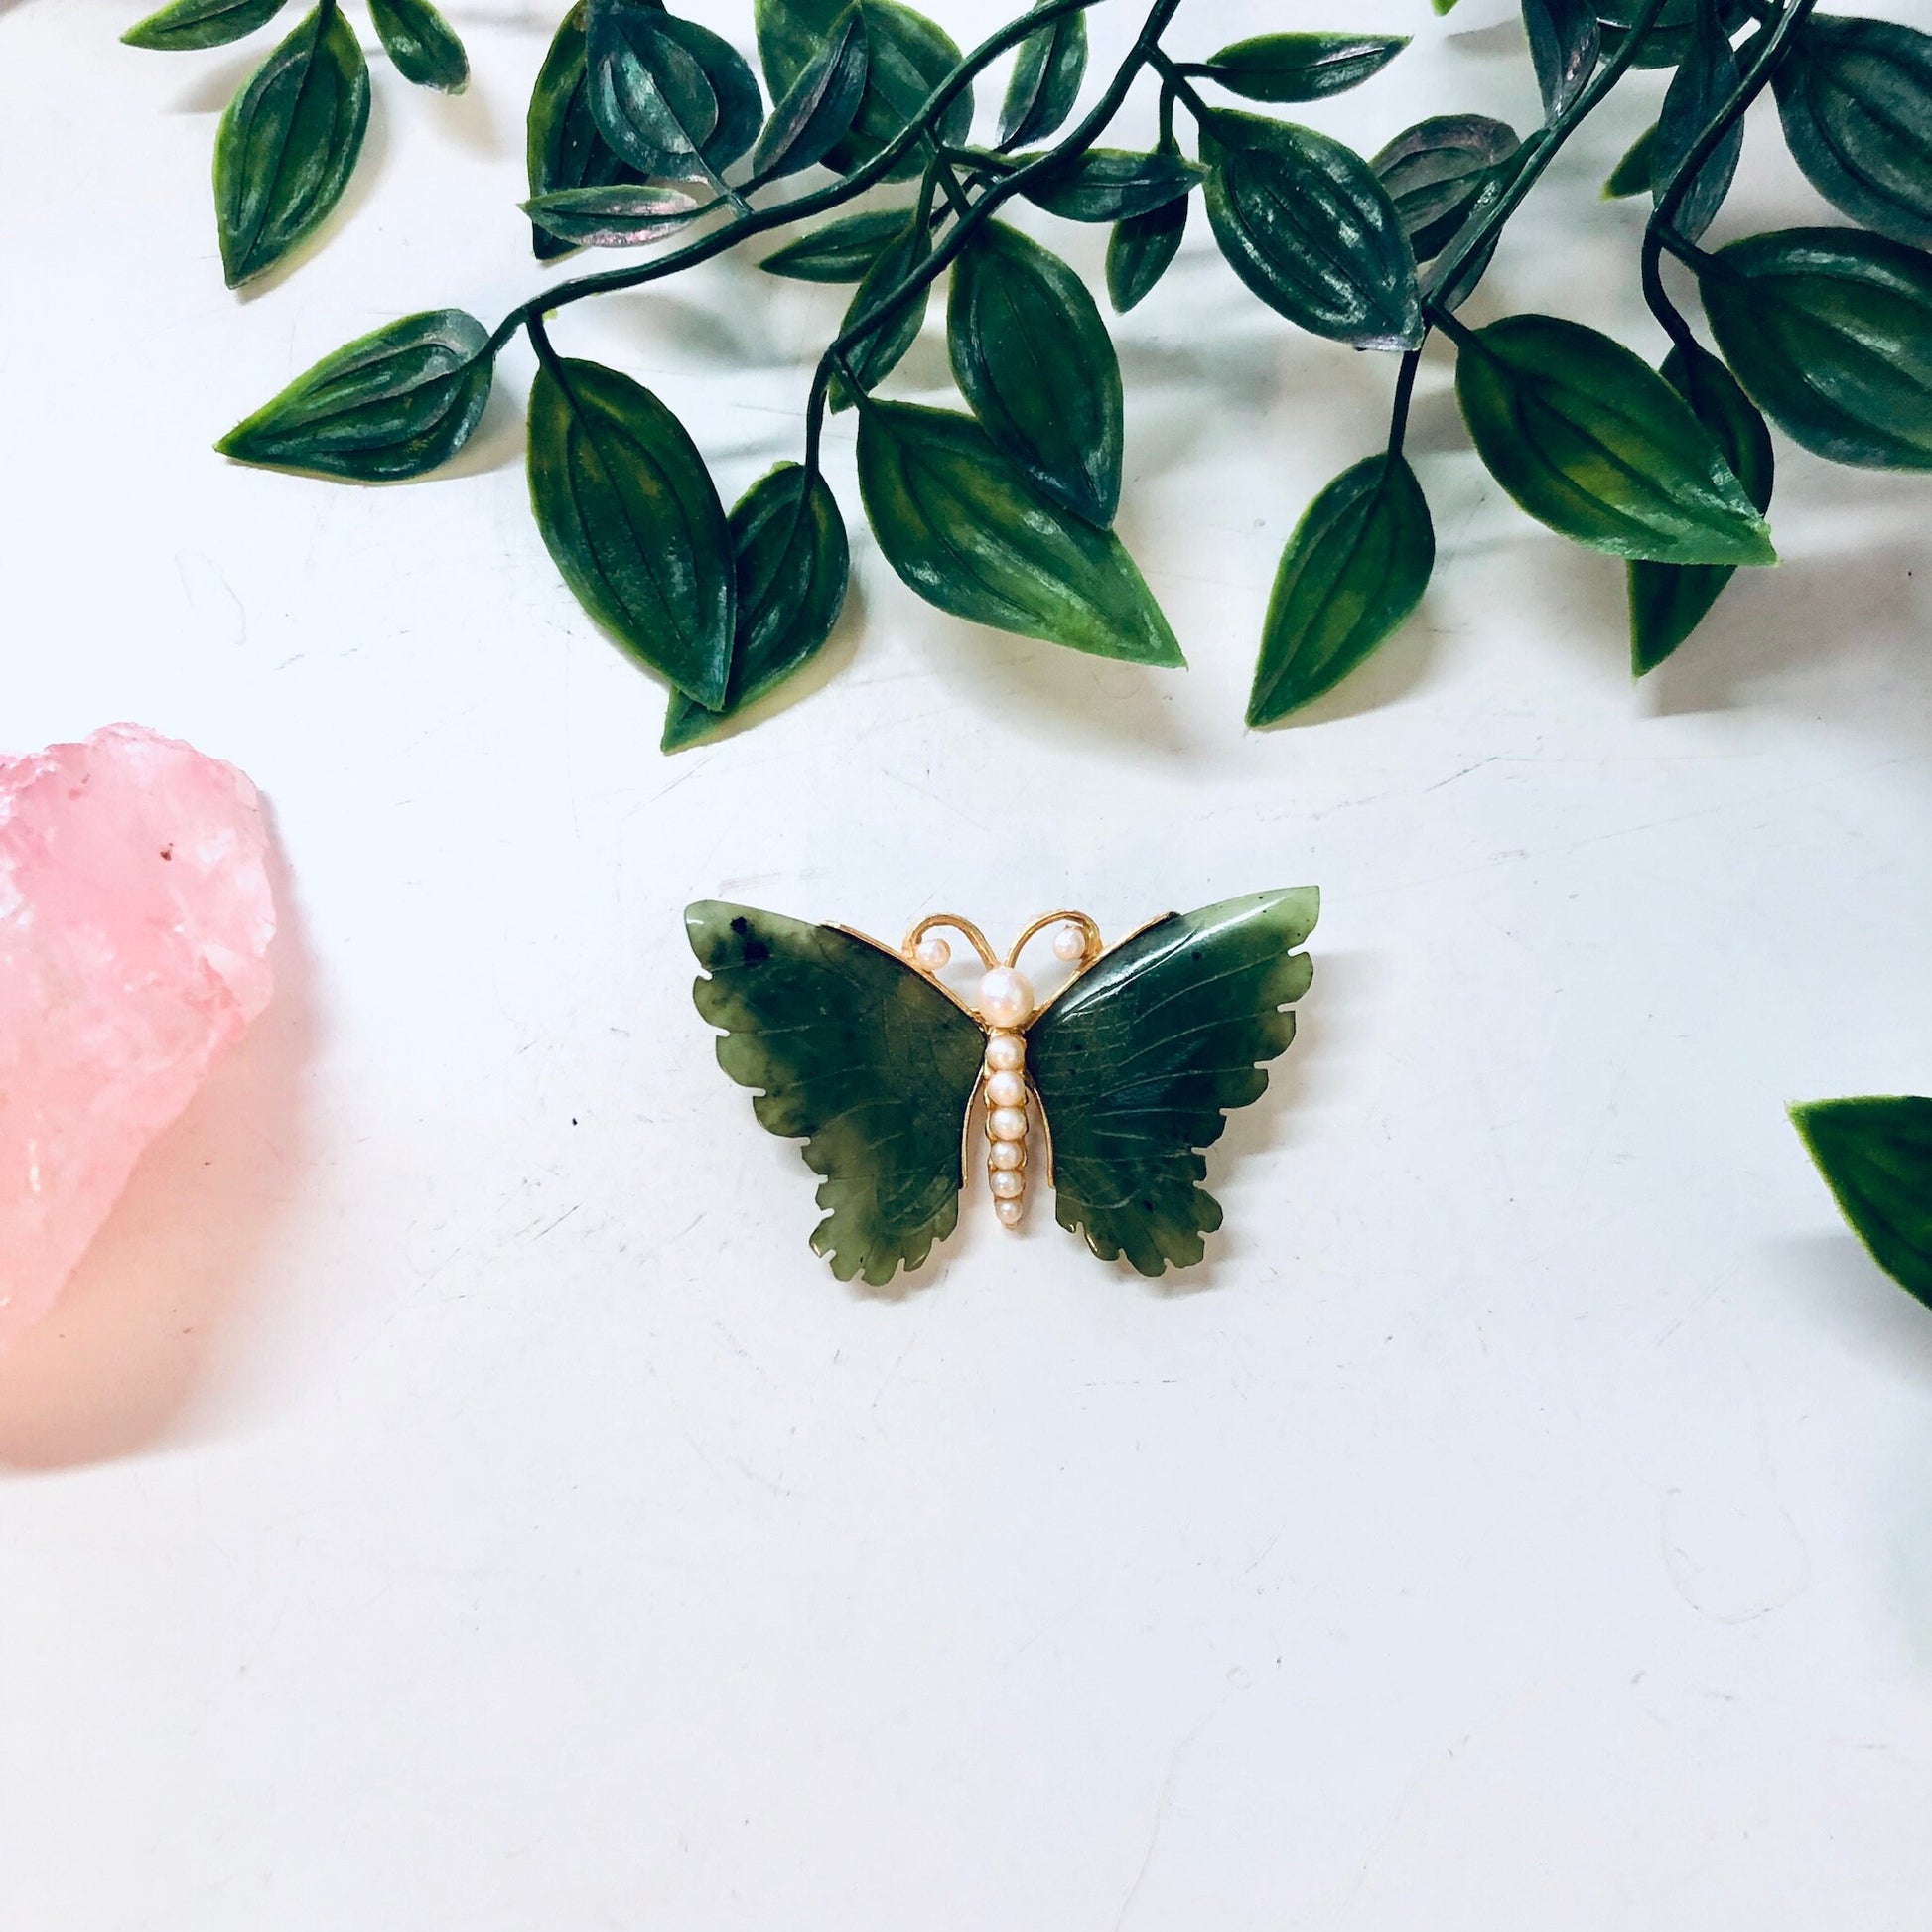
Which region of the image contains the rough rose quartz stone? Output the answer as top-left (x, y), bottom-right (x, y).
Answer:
top-left (0, 724), bottom-right (275, 1348)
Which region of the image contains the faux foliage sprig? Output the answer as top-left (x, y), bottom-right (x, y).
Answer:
top-left (211, 0), bottom-right (1932, 750)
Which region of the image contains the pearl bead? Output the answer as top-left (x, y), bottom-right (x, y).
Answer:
top-left (1052, 922), bottom-right (1086, 962)
top-left (988, 1139), bottom-right (1024, 1171)
top-left (976, 965), bottom-right (1035, 1029)
top-left (995, 1196), bottom-right (1024, 1228)
top-left (985, 1032), bottom-right (1025, 1073)
top-left (990, 1169), bottom-right (1025, 1200)
top-left (913, 934), bottom-right (950, 970)
top-left (984, 1068), bottom-right (1026, 1110)
top-left (988, 1105), bottom-right (1028, 1142)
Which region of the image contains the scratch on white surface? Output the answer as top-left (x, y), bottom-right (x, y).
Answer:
top-left (1113, 1701), bottom-right (1223, 1931)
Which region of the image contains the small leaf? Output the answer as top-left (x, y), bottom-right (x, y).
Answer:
top-left (1650, 0), bottom-right (1740, 241)
top-left (1791, 1096), bottom-right (1932, 1309)
top-left (122, 0), bottom-right (285, 52)
top-left (213, 4), bottom-right (369, 286)
top-left (1522, 0), bottom-right (1599, 118)
top-left (527, 4), bottom-right (644, 263)
top-left (998, 0), bottom-right (1087, 148)
top-left (829, 215), bottom-right (931, 410)
top-left (760, 207), bottom-right (909, 280)
top-left (527, 356), bottom-right (735, 705)
top-left (218, 309), bottom-right (494, 481)
top-left (1106, 188), bottom-right (1187, 313)
top-left (948, 219), bottom-right (1123, 525)
top-left (1774, 16), bottom-right (1932, 247)
top-left (588, 2), bottom-right (761, 181)
top-left (1247, 454), bottom-right (1434, 724)
top-left (1603, 120), bottom-right (1656, 197)
top-left (1697, 227), bottom-right (1932, 470)
top-left (1628, 344), bottom-right (1773, 672)
top-left (1203, 111), bottom-right (1422, 350)
top-left (664, 464), bottom-right (850, 749)
top-left (856, 400), bottom-right (1182, 665)
top-left (1372, 114), bottom-right (1519, 258)
top-left (525, 182), bottom-right (708, 248)
top-left (368, 0), bottom-right (469, 92)
top-left (1022, 147), bottom-right (1205, 222)
top-left (1453, 313), bottom-right (1776, 565)
top-left (1189, 32), bottom-right (1408, 103)
top-left (1597, 0), bottom-right (1749, 69)
top-left (750, 4), bottom-right (868, 179)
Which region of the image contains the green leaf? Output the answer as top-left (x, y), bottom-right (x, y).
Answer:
top-left (856, 401), bottom-right (1182, 665)
top-left (1627, 344), bottom-right (1773, 672)
top-left (664, 464), bottom-right (850, 749)
top-left (212, 5), bottom-right (369, 286)
top-left (1523, 0), bottom-right (1600, 118)
top-left (217, 309), bottom-right (494, 481)
top-left (760, 207), bottom-right (909, 280)
top-left (1188, 32), bottom-right (1408, 103)
top-left (368, 0), bottom-right (468, 91)
top-left (524, 182), bottom-right (708, 248)
top-left (526, 4), bottom-right (644, 263)
top-left (1372, 113), bottom-right (1520, 259)
top-left (1105, 183), bottom-right (1187, 313)
top-left (948, 219), bottom-right (1122, 526)
top-left (587, 2), bottom-right (761, 182)
top-left (1203, 111), bottom-right (1422, 350)
top-left (829, 214), bottom-right (932, 410)
top-left (1773, 16), bottom-right (1932, 248)
top-left (750, 4), bottom-right (867, 179)
top-left (1453, 313), bottom-right (1775, 565)
top-left (122, 0), bottom-right (285, 52)
top-left (1597, 0), bottom-right (1749, 69)
top-left (1650, 0), bottom-right (1739, 241)
top-left (1021, 146), bottom-right (1205, 222)
top-left (1791, 1096), bottom-right (1932, 1309)
top-left (998, 0), bottom-right (1087, 148)
top-left (1603, 119), bottom-right (1656, 197)
top-left (1697, 227), bottom-right (1932, 470)
top-left (526, 356), bottom-right (735, 705)
top-left (1247, 454), bottom-right (1435, 724)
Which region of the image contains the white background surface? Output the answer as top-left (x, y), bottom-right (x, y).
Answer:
top-left (5, 0), bottom-right (1932, 1924)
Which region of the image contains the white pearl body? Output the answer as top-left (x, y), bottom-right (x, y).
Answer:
top-left (980, 1026), bottom-right (1032, 1230)
top-left (984, 1068), bottom-right (1027, 1110)
top-left (987, 1106), bottom-right (1028, 1142)
top-left (976, 966), bottom-right (1035, 1030)
top-left (985, 1032), bottom-right (1025, 1072)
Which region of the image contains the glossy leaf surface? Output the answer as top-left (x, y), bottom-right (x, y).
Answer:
top-left (829, 214), bottom-right (932, 408)
top-left (1022, 147), bottom-right (1205, 222)
top-left (1524, 0), bottom-right (1598, 117)
top-left (857, 401), bottom-right (1182, 665)
top-left (1774, 16), bottom-right (1932, 246)
top-left (664, 464), bottom-right (850, 750)
top-left (1628, 344), bottom-right (1772, 672)
top-left (588, 4), bottom-right (761, 181)
top-left (948, 220), bottom-right (1122, 525)
top-left (1455, 313), bottom-right (1774, 565)
top-left (688, 902), bottom-right (986, 1286)
top-left (1105, 180), bottom-right (1187, 312)
top-left (750, 4), bottom-right (868, 179)
top-left (527, 356), bottom-right (735, 705)
top-left (123, 0), bottom-right (286, 52)
top-left (1698, 228), bottom-right (1932, 470)
top-left (527, 5), bottom-right (645, 262)
top-left (1029, 889), bottom-right (1318, 1276)
top-left (1203, 111), bottom-right (1422, 350)
top-left (1190, 32), bottom-right (1407, 103)
top-left (525, 182), bottom-right (708, 248)
top-left (998, 0), bottom-right (1087, 147)
top-left (1792, 1096), bottom-right (1932, 1308)
top-left (212, 4), bottom-right (369, 286)
top-left (368, 0), bottom-right (469, 91)
top-left (1604, 120), bottom-right (1656, 197)
top-left (1650, 0), bottom-right (1740, 241)
top-left (1597, 0), bottom-right (1748, 69)
top-left (1248, 455), bottom-right (1434, 723)
top-left (1372, 113), bottom-right (1519, 259)
top-left (760, 207), bottom-right (909, 280)
top-left (218, 308), bottom-right (493, 481)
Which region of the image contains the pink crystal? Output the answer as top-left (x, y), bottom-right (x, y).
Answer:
top-left (0, 724), bottom-right (275, 1347)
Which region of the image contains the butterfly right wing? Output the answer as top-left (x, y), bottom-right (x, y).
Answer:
top-left (686, 901), bottom-right (988, 1287)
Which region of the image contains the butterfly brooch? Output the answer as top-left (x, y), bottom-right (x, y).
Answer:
top-left (686, 888), bottom-right (1318, 1285)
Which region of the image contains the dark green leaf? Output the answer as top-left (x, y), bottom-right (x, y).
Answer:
top-left (1372, 114), bottom-right (1519, 258)
top-left (1247, 454), bottom-right (1434, 723)
top-left (1603, 120), bottom-right (1656, 197)
top-left (750, 4), bottom-right (867, 179)
top-left (1105, 185), bottom-right (1187, 312)
top-left (998, 0), bottom-right (1087, 147)
top-left (1188, 32), bottom-right (1408, 103)
top-left (1791, 1096), bottom-right (1932, 1308)
top-left (759, 207), bottom-right (909, 279)
top-left (527, 4), bottom-right (645, 263)
top-left (829, 214), bottom-right (932, 410)
top-left (524, 182), bottom-right (707, 248)
top-left (369, 0), bottom-right (469, 91)
top-left (122, 0), bottom-right (285, 52)
top-left (664, 464), bottom-right (850, 749)
top-left (1453, 313), bottom-right (1775, 565)
top-left (1021, 146), bottom-right (1205, 222)
top-left (1774, 16), bottom-right (1932, 247)
top-left (527, 356), bottom-right (735, 705)
top-left (1698, 227), bottom-right (1932, 470)
top-left (1523, 0), bottom-right (1599, 118)
top-left (1628, 344), bottom-right (1773, 672)
top-left (1598, 0), bottom-right (1749, 69)
top-left (948, 220), bottom-right (1122, 526)
top-left (1423, 146), bottom-right (1527, 310)
top-left (212, 5), bottom-right (368, 286)
top-left (1651, 0), bottom-right (1740, 241)
top-left (587, 3), bottom-right (760, 181)
top-left (856, 401), bottom-right (1182, 665)
top-left (217, 309), bottom-right (494, 481)
top-left (1203, 111), bottom-right (1422, 350)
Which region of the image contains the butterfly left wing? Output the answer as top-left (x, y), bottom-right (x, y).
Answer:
top-left (686, 900), bottom-right (987, 1286)
top-left (1026, 888), bottom-right (1318, 1276)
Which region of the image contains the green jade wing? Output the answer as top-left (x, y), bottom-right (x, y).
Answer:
top-left (687, 888), bottom-right (1318, 1284)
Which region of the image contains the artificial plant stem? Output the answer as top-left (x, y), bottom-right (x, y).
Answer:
top-left (1146, 47), bottom-right (1212, 124)
top-left (1386, 349), bottom-right (1422, 458)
